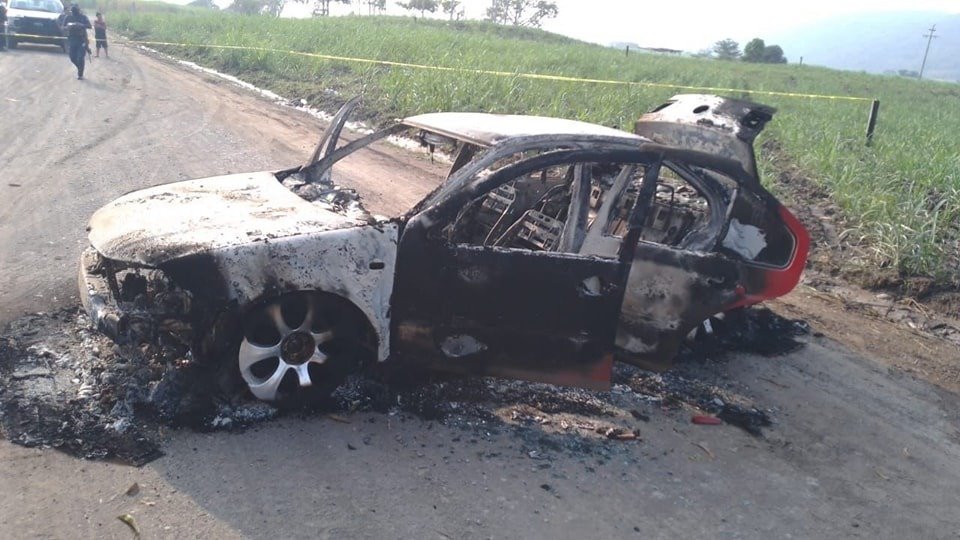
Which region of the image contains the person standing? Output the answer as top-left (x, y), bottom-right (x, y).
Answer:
top-left (62, 4), bottom-right (91, 79)
top-left (93, 12), bottom-right (107, 58)
top-left (57, 5), bottom-right (68, 38)
top-left (0, 1), bottom-right (8, 52)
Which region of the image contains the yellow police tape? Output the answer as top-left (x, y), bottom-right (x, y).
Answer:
top-left (7, 33), bottom-right (875, 103)
top-left (7, 32), bottom-right (68, 41)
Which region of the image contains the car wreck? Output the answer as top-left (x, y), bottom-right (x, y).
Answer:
top-left (79, 94), bottom-right (809, 402)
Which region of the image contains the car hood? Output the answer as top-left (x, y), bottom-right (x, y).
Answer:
top-left (7, 8), bottom-right (61, 20)
top-left (88, 172), bottom-right (368, 267)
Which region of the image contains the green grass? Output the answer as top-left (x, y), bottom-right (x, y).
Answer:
top-left (97, 8), bottom-right (960, 284)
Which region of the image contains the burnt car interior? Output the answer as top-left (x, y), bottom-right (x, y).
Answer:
top-left (444, 159), bottom-right (723, 258)
top-left (287, 100), bottom-right (758, 266)
top-left (292, 118), bottom-right (730, 263)
top-left (289, 94), bottom-right (785, 258)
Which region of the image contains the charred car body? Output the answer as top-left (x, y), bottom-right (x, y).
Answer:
top-left (79, 94), bottom-right (809, 402)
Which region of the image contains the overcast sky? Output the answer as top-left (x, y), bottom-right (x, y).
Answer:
top-left (237, 0), bottom-right (960, 51)
top-left (532, 0), bottom-right (960, 50)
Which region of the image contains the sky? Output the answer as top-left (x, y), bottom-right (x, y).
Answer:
top-left (283, 0), bottom-right (960, 50)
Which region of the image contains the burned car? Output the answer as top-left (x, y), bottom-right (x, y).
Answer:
top-left (79, 94), bottom-right (808, 402)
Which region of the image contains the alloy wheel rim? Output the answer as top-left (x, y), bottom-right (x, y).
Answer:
top-left (238, 300), bottom-right (336, 401)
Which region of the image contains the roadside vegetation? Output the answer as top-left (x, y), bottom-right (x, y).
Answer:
top-left (92, 5), bottom-right (959, 287)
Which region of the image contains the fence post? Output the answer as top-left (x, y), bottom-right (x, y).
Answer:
top-left (866, 99), bottom-right (880, 146)
top-left (625, 45), bottom-right (629, 57)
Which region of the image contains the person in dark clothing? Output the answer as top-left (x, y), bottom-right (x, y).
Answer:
top-left (62, 4), bottom-right (91, 79)
top-left (57, 6), bottom-right (68, 40)
top-left (93, 12), bottom-right (107, 58)
top-left (0, 2), bottom-right (8, 52)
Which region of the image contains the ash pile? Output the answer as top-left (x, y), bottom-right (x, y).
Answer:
top-left (0, 306), bottom-right (807, 466)
top-left (0, 309), bottom-right (277, 466)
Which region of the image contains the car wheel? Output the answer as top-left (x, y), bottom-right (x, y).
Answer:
top-left (237, 292), bottom-right (369, 402)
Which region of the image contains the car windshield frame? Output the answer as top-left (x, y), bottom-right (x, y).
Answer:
top-left (292, 113), bottom-right (761, 227)
top-left (417, 134), bottom-right (649, 213)
top-left (10, 0), bottom-right (63, 12)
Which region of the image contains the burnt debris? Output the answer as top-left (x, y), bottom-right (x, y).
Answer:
top-left (683, 306), bottom-right (810, 359)
top-left (280, 174), bottom-right (373, 223)
top-left (0, 306), bottom-right (802, 465)
top-left (0, 309), bottom-right (278, 465)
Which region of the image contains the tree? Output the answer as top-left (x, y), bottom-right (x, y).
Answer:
top-left (397, 0), bottom-right (438, 17)
top-left (365, 0), bottom-right (386, 14)
top-left (311, 0), bottom-right (350, 16)
top-left (741, 37), bottom-right (788, 63)
top-left (263, 0), bottom-right (287, 16)
top-left (188, 0), bottom-right (219, 8)
top-left (743, 38), bottom-right (765, 62)
top-left (712, 38), bottom-right (741, 60)
top-left (761, 44), bottom-right (787, 63)
top-left (227, 0), bottom-right (265, 14)
top-left (441, 0), bottom-right (462, 20)
top-left (486, 0), bottom-right (558, 28)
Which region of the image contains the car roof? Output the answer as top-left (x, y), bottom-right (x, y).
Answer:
top-left (402, 112), bottom-right (643, 148)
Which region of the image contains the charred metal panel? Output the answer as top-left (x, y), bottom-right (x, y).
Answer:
top-left (402, 113), bottom-right (642, 148)
top-left (393, 240), bottom-right (626, 388)
top-left (579, 164), bottom-right (642, 258)
top-left (616, 243), bottom-right (740, 366)
top-left (557, 164), bottom-right (591, 252)
top-left (635, 95), bottom-right (776, 183)
top-left (84, 169), bottom-right (397, 361)
top-left (306, 96), bottom-right (362, 167)
top-left (83, 224), bottom-right (397, 363)
top-left (163, 223), bottom-right (399, 361)
top-left (88, 173), bottom-right (366, 267)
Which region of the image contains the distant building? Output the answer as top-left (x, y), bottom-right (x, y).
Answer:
top-left (609, 42), bottom-right (686, 56)
top-left (638, 47), bottom-right (683, 55)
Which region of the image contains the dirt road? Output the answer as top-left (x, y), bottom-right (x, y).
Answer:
top-left (2, 44), bottom-right (960, 539)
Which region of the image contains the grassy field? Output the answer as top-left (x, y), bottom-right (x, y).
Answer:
top-left (95, 6), bottom-right (959, 286)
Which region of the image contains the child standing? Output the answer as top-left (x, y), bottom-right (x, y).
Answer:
top-left (93, 12), bottom-right (107, 58)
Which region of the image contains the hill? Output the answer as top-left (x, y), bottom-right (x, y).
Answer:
top-left (773, 11), bottom-right (960, 82)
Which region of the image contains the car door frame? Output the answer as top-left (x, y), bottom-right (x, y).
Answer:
top-left (611, 153), bottom-right (809, 370)
top-left (391, 147), bottom-right (666, 389)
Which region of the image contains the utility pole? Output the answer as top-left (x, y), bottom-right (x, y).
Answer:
top-left (919, 24), bottom-right (938, 81)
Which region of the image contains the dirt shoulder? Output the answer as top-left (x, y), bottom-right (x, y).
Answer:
top-left (761, 139), bottom-right (960, 392)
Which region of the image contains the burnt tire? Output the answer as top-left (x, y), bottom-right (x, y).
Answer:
top-left (234, 292), bottom-right (374, 404)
